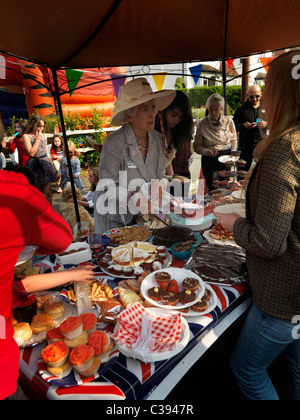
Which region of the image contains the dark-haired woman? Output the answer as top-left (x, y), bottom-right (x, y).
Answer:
top-left (155, 90), bottom-right (194, 178)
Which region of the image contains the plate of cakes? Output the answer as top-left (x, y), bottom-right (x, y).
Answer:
top-left (103, 225), bottom-right (151, 246)
top-left (141, 267), bottom-right (205, 310)
top-left (38, 314), bottom-right (119, 387)
top-left (99, 242), bottom-right (172, 279)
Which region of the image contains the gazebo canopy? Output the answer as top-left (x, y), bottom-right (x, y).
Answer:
top-left (1, 0), bottom-right (300, 69)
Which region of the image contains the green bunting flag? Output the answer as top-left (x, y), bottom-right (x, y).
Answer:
top-left (65, 69), bottom-right (83, 97)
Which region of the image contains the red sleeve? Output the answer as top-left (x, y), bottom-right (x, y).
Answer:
top-left (7, 141), bottom-right (16, 154)
top-left (50, 147), bottom-right (57, 156)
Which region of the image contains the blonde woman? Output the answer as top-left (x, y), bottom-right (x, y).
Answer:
top-left (57, 141), bottom-right (83, 191)
top-left (215, 50), bottom-right (300, 400)
top-left (23, 114), bottom-right (56, 203)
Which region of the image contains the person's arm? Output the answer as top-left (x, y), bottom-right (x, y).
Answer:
top-left (229, 118), bottom-right (238, 151)
top-left (7, 138), bottom-right (16, 154)
top-left (21, 265), bottom-right (95, 293)
top-left (233, 141), bottom-right (299, 259)
top-left (23, 132), bottom-right (43, 157)
top-left (193, 120), bottom-right (216, 156)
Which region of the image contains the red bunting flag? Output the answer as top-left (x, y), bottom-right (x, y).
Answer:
top-left (226, 59), bottom-right (234, 69)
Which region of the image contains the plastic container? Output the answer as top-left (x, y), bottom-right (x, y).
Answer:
top-left (170, 243), bottom-right (194, 261)
top-left (58, 242), bottom-right (92, 265)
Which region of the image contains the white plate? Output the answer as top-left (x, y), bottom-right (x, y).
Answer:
top-left (214, 203), bottom-right (246, 218)
top-left (202, 230), bottom-right (240, 248)
top-left (171, 197), bottom-right (207, 211)
top-left (100, 251), bottom-right (172, 278)
top-left (218, 155), bottom-right (239, 164)
top-left (231, 189), bottom-right (246, 200)
top-left (16, 245), bottom-right (39, 266)
top-left (141, 267), bottom-right (204, 310)
top-left (180, 284), bottom-right (218, 317)
top-left (141, 182), bottom-right (172, 211)
top-left (114, 307), bottom-right (190, 362)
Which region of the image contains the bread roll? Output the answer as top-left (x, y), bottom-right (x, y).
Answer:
top-left (43, 299), bottom-right (65, 319)
top-left (31, 313), bottom-right (56, 335)
top-left (13, 322), bottom-right (33, 344)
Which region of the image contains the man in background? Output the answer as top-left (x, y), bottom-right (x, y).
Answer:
top-left (233, 85), bottom-right (268, 171)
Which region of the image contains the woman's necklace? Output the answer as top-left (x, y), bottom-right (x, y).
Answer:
top-left (137, 136), bottom-right (149, 159)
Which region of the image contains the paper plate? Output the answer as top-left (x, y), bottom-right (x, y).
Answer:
top-left (100, 250), bottom-right (172, 279)
top-left (114, 308), bottom-right (190, 363)
top-left (141, 267), bottom-right (204, 310)
top-left (214, 203), bottom-right (246, 218)
top-left (231, 189), bottom-right (246, 200)
top-left (218, 155), bottom-right (239, 164)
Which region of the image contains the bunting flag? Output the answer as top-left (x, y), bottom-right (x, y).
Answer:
top-left (111, 73), bottom-right (127, 96)
top-left (226, 59), bottom-right (235, 69)
top-left (153, 72), bottom-right (167, 91)
top-left (189, 64), bottom-right (203, 86)
top-left (65, 69), bottom-right (83, 97)
top-left (259, 57), bottom-right (275, 72)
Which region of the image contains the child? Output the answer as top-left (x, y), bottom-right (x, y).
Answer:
top-left (50, 135), bottom-right (64, 193)
top-left (57, 140), bottom-right (84, 191)
top-left (7, 120), bottom-right (29, 167)
top-left (66, 166), bottom-right (99, 216)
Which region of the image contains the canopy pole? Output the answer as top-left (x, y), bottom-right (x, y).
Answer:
top-left (222, 0), bottom-right (229, 115)
top-left (52, 68), bottom-right (81, 226)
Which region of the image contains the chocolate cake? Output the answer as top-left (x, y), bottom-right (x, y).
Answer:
top-left (152, 226), bottom-right (196, 248)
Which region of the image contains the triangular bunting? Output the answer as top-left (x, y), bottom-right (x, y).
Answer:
top-left (153, 73), bottom-right (167, 91)
top-left (111, 73), bottom-right (127, 96)
top-left (226, 59), bottom-right (234, 69)
top-left (189, 64), bottom-right (203, 86)
top-left (259, 57), bottom-right (275, 72)
top-left (65, 69), bottom-right (83, 97)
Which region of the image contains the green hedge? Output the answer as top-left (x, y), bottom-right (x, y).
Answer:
top-left (179, 85), bottom-right (242, 116)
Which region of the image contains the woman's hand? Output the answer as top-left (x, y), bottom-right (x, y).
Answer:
top-left (214, 212), bottom-right (241, 232)
top-left (207, 149), bottom-right (218, 157)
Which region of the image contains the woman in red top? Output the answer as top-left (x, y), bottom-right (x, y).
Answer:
top-left (0, 122), bottom-right (73, 399)
top-left (7, 120), bottom-right (29, 167)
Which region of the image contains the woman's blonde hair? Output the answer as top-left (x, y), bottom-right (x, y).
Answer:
top-left (254, 49), bottom-right (300, 163)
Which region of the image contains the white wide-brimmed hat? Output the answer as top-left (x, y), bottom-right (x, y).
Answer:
top-left (111, 77), bottom-right (176, 126)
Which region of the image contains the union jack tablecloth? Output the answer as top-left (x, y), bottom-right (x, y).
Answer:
top-left (18, 257), bottom-right (250, 400)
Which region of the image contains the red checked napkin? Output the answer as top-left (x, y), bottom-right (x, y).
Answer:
top-left (112, 302), bottom-right (182, 361)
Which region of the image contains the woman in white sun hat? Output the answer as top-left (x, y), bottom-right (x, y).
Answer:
top-left (94, 78), bottom-right (176, 234)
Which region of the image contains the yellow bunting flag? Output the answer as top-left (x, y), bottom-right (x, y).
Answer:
top-left (153, 73), bottom-right (167, 91)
